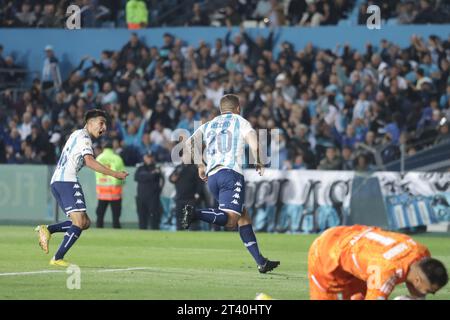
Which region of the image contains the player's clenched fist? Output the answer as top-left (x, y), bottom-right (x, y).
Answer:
top-left (114, 171), bottom-right (129, 180)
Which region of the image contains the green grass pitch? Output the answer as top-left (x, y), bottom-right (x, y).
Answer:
top-left (0, 226), bottom-right (449, 300)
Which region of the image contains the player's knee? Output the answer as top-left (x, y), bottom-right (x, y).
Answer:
top-left (238, 214), bottom-right (252, 226)
top-left (225, 213), bottom-right (239, 228)
top-left (83, 217), bottom-right (91, 230)
top-left (238, 210), bottom-right (252, 226)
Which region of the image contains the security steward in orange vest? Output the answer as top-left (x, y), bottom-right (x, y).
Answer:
top-left (95, 139), bottom-right (125, 228)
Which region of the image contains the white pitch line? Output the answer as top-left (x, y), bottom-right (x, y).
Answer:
top-left (0, 267), bottom-right (154, 277)
top-left (97, 267), bottom-right (153, 273)
top-left (0, 270), bottom-right (65, 276)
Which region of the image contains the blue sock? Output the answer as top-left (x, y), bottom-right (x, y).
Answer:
top-left (194, 208), bottom-right (228, 226)
top-left (54, 225), bottom-right (82, 260)
top-left (47, 221), bottom-right (72, 234)
top-left (239, 224), bottom-right (266, 265)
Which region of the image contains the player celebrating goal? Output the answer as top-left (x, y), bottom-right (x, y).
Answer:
top-left (35, 109), bottom-right (128, 267)
top-left (308, 225), bottom-right (448, 300)
top-left (181, 94), bottom-right (280, 273)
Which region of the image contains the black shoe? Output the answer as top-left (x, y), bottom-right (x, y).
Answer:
top-left (258, 258), bottom-right (280, 274)
top-left (181, 205), bottom-right (194, 229)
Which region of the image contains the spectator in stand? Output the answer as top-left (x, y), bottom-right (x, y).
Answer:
top-left (119, 33), bottom-right (146, 66)
top-left (15, 1), bottom-right (37, 27)
top-left (26, 123), bottom-right (56, 164)
top-left (2, 21), bottom-right (449, 172)
top-left (80, 0), bottom-right (111, 28)
top-left (188, 3), bottom-right (210, 26)
top-left (341, 146), bottom-right (354, 170)
top-left (318, 146), bottom-right (342, 170)
top-left (2, 56), bottom-right (25, 88)
top-left (126, 0), bottom-right (148, 29)
top-left (36, 2), bottom-right (62, 28)
top-left (42, 45), bottom-right (62, 93)
top-left (223, 4), bottom-right (242, 26)
top-left (299, 1), bottom-right (324, 27)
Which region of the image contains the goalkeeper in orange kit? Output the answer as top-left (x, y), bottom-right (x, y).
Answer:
top-left (308, 225), bottom-right (448, 300)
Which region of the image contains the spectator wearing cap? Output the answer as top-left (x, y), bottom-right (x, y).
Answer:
top-left (41, 45), bottom-right (62, 93)
top-left (126, 0), bottom-right (148, 29)
top-left (95, 139), bottom-right (126, 228)
top-left (134, 151), bottom-right (163, 230)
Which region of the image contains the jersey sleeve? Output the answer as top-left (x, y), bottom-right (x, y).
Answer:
top-left (365, 267), bottom-right (399, 300)
top-left (184, 123), bottom-right (205, 164)
top-left (239, 117), bottom-right (255, 140)
top-left (80, 136), bottom-right (94, 157)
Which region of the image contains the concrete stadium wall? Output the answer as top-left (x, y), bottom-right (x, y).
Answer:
top-left (1, 25), bottom-right (449, 81)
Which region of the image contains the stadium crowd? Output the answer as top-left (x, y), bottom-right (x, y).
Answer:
top-left (2, 0), bottom-right (449, 29)
top-left (358, 0), bottom-right (450, 25)
top-left (1, 27), bottom-right (450, 170)
top-left (0, 0), bottom-right (359, 28)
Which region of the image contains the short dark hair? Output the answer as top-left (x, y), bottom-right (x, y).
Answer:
top-left (219, 94), bottom-right (240, 113)
top-left (419, 258), bottom-right (448, 288)
top-left (84, 109), bottom-right (107, 123)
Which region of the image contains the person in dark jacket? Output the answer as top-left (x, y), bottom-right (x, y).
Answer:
top-left (169, 163), bottom-right (204, 230)
top-left (134, 150), bottom-right (163, 229)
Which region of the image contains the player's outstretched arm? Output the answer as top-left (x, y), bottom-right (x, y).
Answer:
top-left (84, 154), bottom-right (128, 180)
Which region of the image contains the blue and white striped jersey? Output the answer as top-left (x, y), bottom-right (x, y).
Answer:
top-left (51, 129), bottom-right (94, 184)
top-left (190, 113), bottom-right (254, 176)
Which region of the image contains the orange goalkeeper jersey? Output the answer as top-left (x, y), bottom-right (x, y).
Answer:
top-left (309, 225), bottom-right (430, 300)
